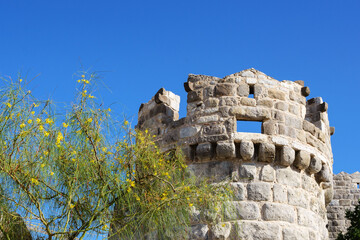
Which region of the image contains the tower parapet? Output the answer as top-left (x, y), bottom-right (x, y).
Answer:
top-left (136, 68), bottom-right (334, 240)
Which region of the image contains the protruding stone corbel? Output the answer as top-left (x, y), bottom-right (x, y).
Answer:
top-left (330, 126), bottom-right (335, 136)
top-left (301, 87), bottom-right (310, 97)
top-left (319, 102), bottom-right (328, 112)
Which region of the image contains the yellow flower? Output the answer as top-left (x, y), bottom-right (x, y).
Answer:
top-left (189, 203), bottom-right (193, 207)
top-left (27, 90), bottom-right (31, 94)
top-left (27, 119), bottom-right (32, 124)
top-left (124, 120), bottom-right (129, 126)
top-left (4, 102), bottom-right (11, 108)
top-left (19, 79), bottom-right (23, 82)
top-left (31, 178), bottom-right (39, 185)
top-left (88, 94), bottom-right (95, 99)
top-left (44, 131), bottom-right (50, 137)
top-left (70, 204), bottom-right (75, 209)
top-left (41, 163), bottom-right (45, 168)
top-left (50, 171), bottom-right (54, 176)
top-left (107, 108), bottom-right (111, 112)
top-left (82, 90), bottom-right (87, 97)
top-left (36, 118), bottom-right (41, 123)
top-left (102, 147), bottom-right (107, 152)
top-left (72, 150), bottom-right (77, 155)
top-left (77, 79), bottom-right (81, 83)
top-left (39, 125), bottom-right (44, 131)
top-left (20, 123), bottom-right (26, 128)
top-left (62, 122), bottom-right (68, 128)
top-left (87, 118), bottom-right (93, 123)
top-left (71, 158), bottom-right (76, 162)
top-left (31, 111), bottom-right (35, 115)
top-left (76, 130), bottom-right (81, 134)
top-left (33, 103), bottom-right (39, 107)
top-left (136, 196), bottom-right (140, 201)
top-left (81, 74), bottom-right (85, 78)
top-left (45, 118), bottom-right (53, 124)
top-left (43, 151), bottom-right (49, 155)
top-left (56, 132), bottom-right (64, 145)
top-left (102, 224), bottom-right (108, 230)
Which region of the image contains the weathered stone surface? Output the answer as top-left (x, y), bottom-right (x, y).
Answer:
top-left (258, 143), bottom-right (275, 162)
top-left (288, 188), bottom-right (309, 208)
top-left (308, 156), bottom-right (322, 174)
top-left (315, 164), bottom-right (332, 183)
top-left (216, 141), bottom-right (235, 158)
top-left (262, 120), bottom-right (277, 135)
top-left (240, 97), bottom-right (256, 106)
top-left (293, 150), bottom-right (311, 170)
top-left (275, 101), bottom-right (288, 111)
top-left (282, 227), bottom-right (309, 240)
top-left (276, 167), bottom-right (301, 188)
top-left (224, 201), bottom-right (260, 221)
top-left (215, 83), bottom-right (236, 96)
top-left (262, 202), bottom-right (296, 223)
top-left (237, 83), bottom-right (250, 97)
top-left (196, 142), bottom-right (212, 160)
top-left (301, 86), bottom-right (310, 97)
top-left (247, 182), bottom-right (272, 201)
top-left (189, 224), bottom-right (209, 240)
top-left (279, 145), bottom-right (295, 166)
top-left (210, 222), bottom-right (231, 240)
top-left (232, 221), bottom-right (281, 240)
top-left (273, 184), bottom-right (287, 203)
top-left (268, 88), bottom-right (286, 100)
top-left (229, 182), bottom-right (246, 201)
top-left (180, 126), bottom-right (201, 138)
top-left (240, 140), bottom-right (254, 161)
top-left (187, 89), bottom-right (203, 103)
top-left (204, 98), bottom-right (219, 108)
top-left (239, 164), bottom-right (256, 180)
top-left (260, 165), bottom-right (275, 182)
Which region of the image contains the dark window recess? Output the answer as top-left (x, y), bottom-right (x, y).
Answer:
top-left (249, 85), bottom-right (255, 98)
top-left (236, 120), bottom-right (262, 133)
top-left (357, 183), bottom-right (359, 189)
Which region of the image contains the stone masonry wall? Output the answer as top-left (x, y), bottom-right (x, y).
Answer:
top-left (133, 68), bottom-right (335, 240)
top-left (327, 172), bottom-right (360, 239)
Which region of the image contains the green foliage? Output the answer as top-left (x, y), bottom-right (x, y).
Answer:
top-left (336, 200), bottom-right (360, 240)
top-left (0, 74), bottom-right (232, 239)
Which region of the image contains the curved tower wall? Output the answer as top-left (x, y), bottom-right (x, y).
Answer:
top-left (137, 69), bottom-right (334, 240)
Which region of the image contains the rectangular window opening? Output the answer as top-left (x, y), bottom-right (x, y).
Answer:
top-left (357, 183), bottom-right (359, 189)
top-left (249, 85), bottom-right (255, 98)
top-left (236, 120), bottom-right (262, 133)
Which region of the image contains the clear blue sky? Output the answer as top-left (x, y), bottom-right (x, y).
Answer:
top-left (0, 0), bottom-right (359, 176)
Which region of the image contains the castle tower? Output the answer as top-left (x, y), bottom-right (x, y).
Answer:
top-left (137, 69), bottom-right (334, 240)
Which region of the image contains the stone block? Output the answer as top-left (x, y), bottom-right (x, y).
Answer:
top-left (210, 222), bottom-right (231, 240)
top-left (301, 86), bottom-right (310, 97)
top-left (262, 120), bottom-right (277, 135)
top-left (260, 165), bottom-right (275, 182)
top-left (285, 115), bottom-right (302, 129)
top-left (262, 202), bottom-right (296, 223)
top-left (268, 88), bottom-right (286, 100)
top-left (247, 182), bottom-right (272, 201)
top-left (273, 184), bottom-right (287, 203)
top-left (288, 188), bottom-right (308, 208)
top-left (237, 84), bottom-right (249, 97)
top-left (215, 83), bottom-right (236, 96)
top-left (275, 101), bottom-right (288, 111)
top-left (279, 145), bottom-right (295, 167)
top-left (257, 98), bottom-right (274, 108)
top-left (232, 221), bottom-right (281, 240)
top-left (315, 164), bottom-right (332, 183)
top-left (216, 141), bottom-right (236, 159)
top-left (307, 156), bottom-right (322, 174)
top-left (229, 182), bottom-right (246, 201)
top-left (189, 224), bottom-right (209, 240)
top-left (224, 201), bottom-right (260, 221)
top-left (258, 143), bottom-right (275, 163)
top-left (203, 125), bottom-right (226, 135)
top-left (254, 84), bottom-right (268, 98)
top-left (239, 164), bottom-right (256, 180)
top-left (276, 167), bottom-right (301, 188)
top-left (297, 207), bottom-right (317, 228)
top-left (180, 126), bottom-right (201, 138)
top-left (240, 97), bottom-right (256, 106)
top-left (187, 89), bottom-right (203, 103)
top-left (293, 150), bottom-right (311, 170)
top-left (240, 141), bottom-right (254, 161)
top-left (203, 86), bottom-right (215, 98)
top-left (196, 143), bottom-right (213, 161)
top-left (282, 227), bottom-right (309, 240)
top-left (204, 98), bottom-right (219, 108)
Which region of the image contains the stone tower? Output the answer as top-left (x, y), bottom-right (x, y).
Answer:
top-left (136, 69), bottom-right (334, 240)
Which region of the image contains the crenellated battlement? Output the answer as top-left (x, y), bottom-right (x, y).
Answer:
top-left (134, 68), bottom-right (335, 240)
